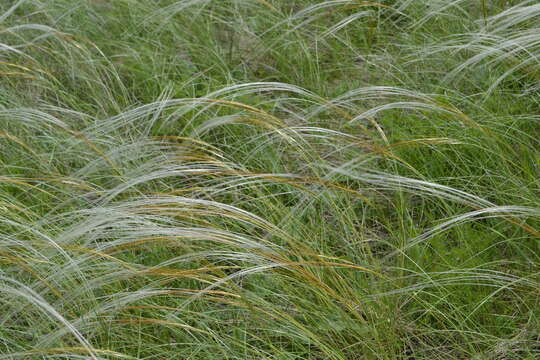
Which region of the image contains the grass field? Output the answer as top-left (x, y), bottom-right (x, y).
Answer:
top-left (0, 0), bottom-right (539, 359)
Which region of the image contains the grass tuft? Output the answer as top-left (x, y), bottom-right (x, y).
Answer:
top-left (0, 0), bottom-right (539, 359)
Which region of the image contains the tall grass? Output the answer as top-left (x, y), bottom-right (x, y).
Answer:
top-left (0, 0), bottom-right (539, 359)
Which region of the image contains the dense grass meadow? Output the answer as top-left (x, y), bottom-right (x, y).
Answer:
top-left (1, 0), bottom-right (540, 358)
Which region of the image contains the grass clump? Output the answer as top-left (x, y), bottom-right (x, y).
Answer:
top-left (0, 0), bottom-right (539, 359)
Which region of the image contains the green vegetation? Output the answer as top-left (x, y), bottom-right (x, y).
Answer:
top-left (0, 0), bottom-right (539, 358)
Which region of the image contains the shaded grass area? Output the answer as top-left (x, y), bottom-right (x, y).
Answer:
top-left (0, 0), bottom-right (539, 359)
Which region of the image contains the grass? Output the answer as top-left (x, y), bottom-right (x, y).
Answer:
top-left (0, 0), bottom-right (539, 359)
